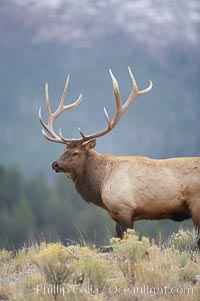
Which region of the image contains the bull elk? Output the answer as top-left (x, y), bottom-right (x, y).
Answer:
top-left (39, 67), bottom-right (200, 244)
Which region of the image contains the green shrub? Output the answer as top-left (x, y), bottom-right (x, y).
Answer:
top-left (111, 230), bottom-right (150, 284)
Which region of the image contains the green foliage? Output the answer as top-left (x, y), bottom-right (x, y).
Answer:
top-left (78, 246), bottom-right (111, 290)
top-left (24, 171), bottom-right (49, 228)
top-left (0, 164), bottom-right (114, 249)
top-left (169, 229), bottom-right (197, 251)
top-left (12, 198), bottom-right (35, 247)
top-left (111, 230), bottom-right (150, 284)
top-left (33, 243), bottom-right (77, 294)
top-left (0, 165), bottom-right (22, 210)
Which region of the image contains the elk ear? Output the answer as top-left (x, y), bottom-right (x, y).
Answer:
top-left (84, 139), bottom-right (96, 150)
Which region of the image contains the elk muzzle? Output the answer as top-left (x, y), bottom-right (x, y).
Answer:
top-left (52, 161), bottom-right (61, 172)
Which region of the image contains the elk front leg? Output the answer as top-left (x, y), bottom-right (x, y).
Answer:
top-left (197, 237), bottom-right (200, 249)
top-left (116, 221), bottom-right (127, 239)
top-left (115, 220), bottom-right (134, 239)
top-left (106, 205), bottom-right (135, 239)
top-left (190, 200), bottom-right (200, 248)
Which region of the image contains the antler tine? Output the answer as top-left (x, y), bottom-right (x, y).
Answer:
top-left (45, 82), bottom-right (52, 121)
top-left (77, 127), bottom-right (86, 138)
top-left (109, 69), bottom-right (122, 111)
top-left (54, 76), bottom-right (83, 118)
top-left (39, 85), bottom-right (58, 141)
top-left (54, 76), bottom-right (70, 118)
top-left (124, 66), bottom-right (153, 110)
top-left (103, 107), bottom-right (112, 128)
top-left (39, 76), bottom-right (82, 144)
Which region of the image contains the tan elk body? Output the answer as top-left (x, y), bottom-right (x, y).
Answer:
top-left (39, 67), bottom-right (200, 242)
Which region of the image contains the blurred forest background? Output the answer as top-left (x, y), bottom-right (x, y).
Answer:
top-left (0, 0), bottom-right (199, 249)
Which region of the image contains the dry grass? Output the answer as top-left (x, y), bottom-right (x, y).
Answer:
top-left (0, 229), bottom-right (199, 301)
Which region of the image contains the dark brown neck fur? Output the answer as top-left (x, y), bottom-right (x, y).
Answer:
top-left (74, 150), bottom-right (111, 208)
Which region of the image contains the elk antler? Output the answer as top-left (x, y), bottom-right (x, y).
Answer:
top-left (39, 67), bottom-right (153, 145)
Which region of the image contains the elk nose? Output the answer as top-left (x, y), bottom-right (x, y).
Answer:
top-left (52, 161), bottom-right (58, 170)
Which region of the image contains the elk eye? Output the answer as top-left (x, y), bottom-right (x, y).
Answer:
top-left (72, 151), bottom-right (79, 157)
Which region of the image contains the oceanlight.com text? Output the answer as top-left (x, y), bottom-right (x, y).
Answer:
top-left (36, 283), bottom-right (194, 297)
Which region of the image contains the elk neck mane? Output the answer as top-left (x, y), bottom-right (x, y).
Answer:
top-left (74, 149), bottom-right (113, 208)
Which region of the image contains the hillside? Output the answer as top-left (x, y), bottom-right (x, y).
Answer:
top-left (0, 0), bottom-right (199, 174)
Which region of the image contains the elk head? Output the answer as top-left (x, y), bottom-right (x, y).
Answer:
top-left (51, 140), bottom-right (96, 180)
top-left (39, 67), bottom-right (153, 178)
